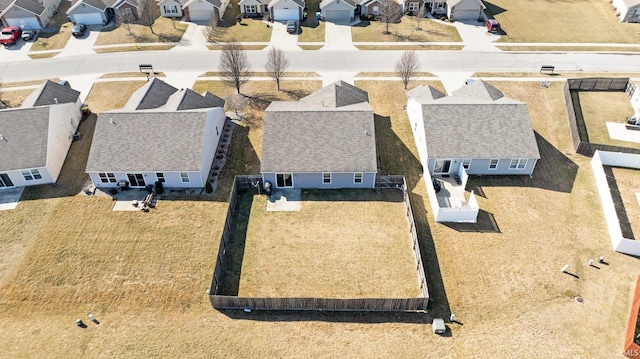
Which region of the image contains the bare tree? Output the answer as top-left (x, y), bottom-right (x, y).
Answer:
top-left (265, 47), bottom-right (289, 91)
top-left (201, 14), bottom-right (219, 41)
top-left (137, 0), bottom-right (159, 35)
top-left (378, 0), bottom-right (403, 35)
top-left (0, 81), bottom-right (10, 109)
top-left (415, 2), bottom-right (426, 30)
top-left (395, 50), bottom-right (420, 89)
top-left (116, 14), bottom-right (137, 39)
top-left (219, 39), bottom-right (252, 94)
top-left (226, 93), bottom-right (250, 118)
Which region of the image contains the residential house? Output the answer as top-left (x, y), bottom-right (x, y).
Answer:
top-left (406, 80), bottom-right (540, 222)
top-left (320, 0), bottom-right (355, 22)
top-left (261, 81), bottom-right (377, 189)
top-left (181, 0), bottom-right (228, 22)
top-left (612, 0), bottom-right (640, 23)
top-left (0, 0), bottom-right (62, 29)
top-left (86, 78), bottom-right (226, 189)
top-left (0, 81), bottom-right (83, 188)
top-left (238, 0), bottom-right (268, 18)
top-left (158, 0), bottom-right (184, 17)
top-left (66, 0), bottom-right (140, 25)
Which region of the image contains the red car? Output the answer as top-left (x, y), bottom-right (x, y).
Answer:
top-left (0, 26), bottom-right (21, 46)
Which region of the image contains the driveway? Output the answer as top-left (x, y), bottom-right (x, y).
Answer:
top-left (58, 25), bottom-right (101, 57)
top-left (0, 39), bottom-right (33, 62)
top-left (267, 21), bottom-right (301, 51)
top-left (451, 19), bottom-right (500, 52)
top-left (171, 22), bottom-right (209, 52)
top-left (321, 21), bottom-right (357, 51)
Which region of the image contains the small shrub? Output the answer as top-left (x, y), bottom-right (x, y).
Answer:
top-left (205, 181), bottom-right (213, 193)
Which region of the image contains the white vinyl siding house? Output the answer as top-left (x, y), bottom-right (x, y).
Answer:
top-left (159, 0), bottom-right (183, 17)
top-left (320, 0), bottom-right (355, 22)
top-left (611, 0), bottom-right (640, 23)
top-left (269, 0), bottom-right (304, 20)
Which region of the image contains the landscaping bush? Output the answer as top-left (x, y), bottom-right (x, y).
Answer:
top-left (205, 181), bottom-right (213, 194)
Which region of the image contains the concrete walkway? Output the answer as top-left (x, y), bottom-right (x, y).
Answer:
top-left (321, 21), bottom-right (358, 51)
top-left (450, 19), bottom-right (501, 52)
top-left (267, 21), bottom-right (302, 51)
top-left (170, 22), bottom-right (210, 51)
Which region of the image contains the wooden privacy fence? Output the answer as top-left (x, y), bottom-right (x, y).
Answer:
top-left (564, 78), bottom-right (640, 157)
top-left (209, 175), bottom-right (430, 312)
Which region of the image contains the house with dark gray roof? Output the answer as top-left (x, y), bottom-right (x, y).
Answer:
top-left (261, 81), bottom-right (377, 189)
top-left (406, 80), bottom-right (540, 222)
top-left (66, 0), bottom-right (139, 25)
top-left (0, 101), bottom-right (83, 188)
top-left (0, 0), bottom-right (61, 29)
top-left (85, 79), bottom-right (226, 189)
top-left (21, 80), bottom-right (81, 108)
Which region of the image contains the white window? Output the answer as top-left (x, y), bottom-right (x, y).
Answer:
top-left (354, 173), bottom-right (363, 184)
top-left (98, 172), bottom-right (116, 183)
top-left (156, 173), bottom-right (166, 183)
top-left (164, 5), bottom-right (178, 13)
top-left (22, 169), bottom-right (42, 181)
top-left (124, 7), bottom-right (133, 15)
top-left (489, 159), bottom-right (499, 170)
top-left (322, 172), bottom-right (331, 184)
top-left (372, 6), bottom-right (379, 15)
top-left (462, 159), bottom-right (471, 169)
top-left (408, 2), bottom-right (419, 11)
top-left (246, 4), bottom-right (257, 13)
top-left (509, 159), bottom-right (528, 170)
top-left (180, 172), bottom-right (190, 183)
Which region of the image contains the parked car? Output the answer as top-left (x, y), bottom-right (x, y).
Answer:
top-left (0, 26), bottom-right (21, 46)
top-left (21, 29), bottom-right (37, 41)
top-left (484, 19), bottom-right (500, 33)
top-left (72, 23), bottom-right (87, 38)
top-left (286, 20), bottom-right (297, 34)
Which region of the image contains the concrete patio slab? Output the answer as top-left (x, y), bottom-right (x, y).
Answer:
top-left (0, 187), bottom-right (24, 211)
top-left (112, 189), bottom-right (156, 211)
top-left (266, 189), bottom-right (301, 211)
top-left (606, 122), bottom-right (640, 143)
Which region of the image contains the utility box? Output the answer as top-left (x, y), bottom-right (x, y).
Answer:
top-left (432, 318), bottom-right (446, 334)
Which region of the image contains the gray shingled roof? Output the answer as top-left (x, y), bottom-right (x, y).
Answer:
top-left (21, 80), bottom-right (80, 108)
top-left (0, 0), bottom-right (13, 11)
top-left (123, 78), bottom-right (178, 111)
top-left (412, 81), bottom-right (540, 160)
top-left (12, 0), bottom-right (45, 14)
top-left (73, 0), bottom-right (119, 11)
top-left (300, 81), bottom-right (369, 108)
top-left (268, 0), bottom-right (304, 9)
top-left (262, 82), bottom-right (376, 173)
top-left (320, 0), bottom-right (356, 8)
top-left (406, 85), bottom-right (446, 102)
top-left (163, 88), bottom-right (225, 111)
top-left (0, 107), bottom-right (50, 171)
top-left (86, 112), bottom-right (210, 172)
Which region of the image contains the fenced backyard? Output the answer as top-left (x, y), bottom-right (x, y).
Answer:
top-left (208, 175), bottom-right (430, 311)
top-left (564, 78), bottom-right (640, 157)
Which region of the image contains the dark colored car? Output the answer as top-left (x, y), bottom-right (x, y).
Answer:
top-left (21, 29), bottom-right (37, 41)
top-left (484, 19), bottom-right (500, 33)
top-left (72, 23), bottom-right (87, 38)
top-left (286, 20), bottom-right (297, 34)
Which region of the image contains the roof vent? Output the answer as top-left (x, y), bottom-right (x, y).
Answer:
top-left (0, 134), bottom-right (5, 141)
top-left (54, 97), bottom-right (58, 104)
top-left (109, 118), bottom-right (116, 125)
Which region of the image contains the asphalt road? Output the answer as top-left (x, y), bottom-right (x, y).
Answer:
top-left (2, 50), bottom-right (640, 82)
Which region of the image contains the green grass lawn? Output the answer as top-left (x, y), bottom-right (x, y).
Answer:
top-left (487, 0), bottom-right (640, 43)
top-left (95, 17), bottom-right (187, 45)
top-left (352, 18), bottom-right (461, 42)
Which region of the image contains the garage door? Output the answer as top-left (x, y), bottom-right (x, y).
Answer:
top-left (452, 9), bottom-right (479, 20)
top-left (273, 8), bottom-right (298, 21)
top-left (189, 9), bottom-right (212, 21)
top-left (5, 17), bottom-right (41, 30)
top-left (324, 10), bottom-right (350, 22)
top-left (71, 12), bottom-right (104, 25)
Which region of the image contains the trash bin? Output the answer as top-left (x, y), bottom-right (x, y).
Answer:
top-left (118, 180), bottom-right (129, 190)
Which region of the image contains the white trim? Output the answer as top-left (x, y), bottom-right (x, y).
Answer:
top-left (509, 158), bottom-right (528, 170)
top-left (322, 172), bottom-right (332, 184)
top-left (180, 172), bottom-right (190, 183)
top-left (488, 159), bottom-right (499, 170)
top-left (276, 173), bottom-right (294, 188)
top-left (461, 159), bottom-right (471, 169)
top-left (353, 172), bottom-right (363, 184)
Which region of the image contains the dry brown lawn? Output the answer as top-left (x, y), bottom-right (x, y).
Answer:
top-left (0, 89), bottom-right (36, 107)
top-left (95, 17), bottom-right (188, 46)
top-left (236, 190), bottom-right (420, 298)
top-left (578, 91), bottom-right (640, 149)
top-left (352, 18), bottom-right (461, 42)
top-left (610, 167), bottom-right (640, 240)
top-left (29, 0), bottom-right (73, 51)
top-left (1, 79), bottom-right (639, 358)
top-left (210, 0), bottom-right (272, 43)
top-left (488, 0), bottom-right (640, 43)
top-left (83, 80), bottom-right (147, 113)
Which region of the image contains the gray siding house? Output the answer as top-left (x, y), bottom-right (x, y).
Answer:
top-left (261, 81), bottom-right (377, 189)
top-left (406, 80), bottom-right (540, 178)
